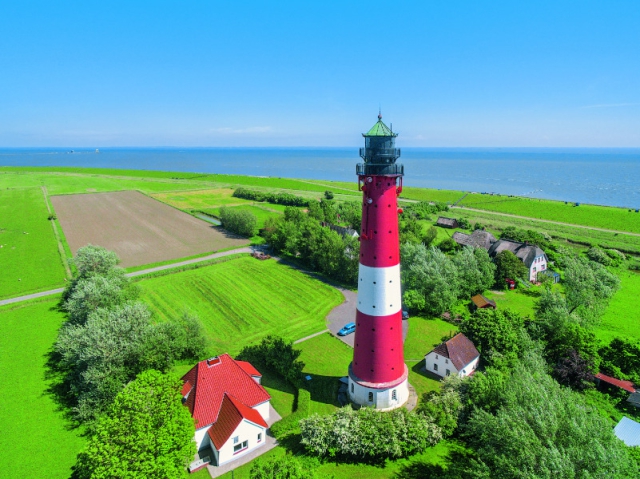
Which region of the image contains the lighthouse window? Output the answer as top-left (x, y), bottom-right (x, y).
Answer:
top-left (392, 389), bottom-right (397, 400)
top-left (368, 392), bottom-right (373, 402)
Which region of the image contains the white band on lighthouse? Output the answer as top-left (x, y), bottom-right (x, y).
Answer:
top-left (356, 263), bottom-right (402, 317)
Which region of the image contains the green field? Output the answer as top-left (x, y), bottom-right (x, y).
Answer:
top-left (0, 188), bottom-right (67, 299)
top-left (596, 270), bottom-right (640, 344)
top-left (401, 187), bottom-right (467, 204)
top-left (458, 194), bottom-right (640, 233)
top-left (201, 204), bottom-right (283, 229)
top-left (138, 256), bottom-right (343, 356)
top-left (483, 288), bottom-right (540, 318)
top-left (296, 333), bottom-right (355, 415)
top-left (0, 298), bottom-right (85, 479)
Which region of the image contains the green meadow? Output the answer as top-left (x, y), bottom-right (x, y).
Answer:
top-left (458, 193), bottom-right (640, 233)
top-left (596, 270), bottom-right (640, 344)
top-left (138, 256), bottom-right (343, 356)
top-left (401, 187), bottom-right (467, 204)
top-left (201, 204), bottom-right (283, 229)
top-left (0, 298), bottom-right (85, 479)
top-left (0, 188), bottom-right (67, 299)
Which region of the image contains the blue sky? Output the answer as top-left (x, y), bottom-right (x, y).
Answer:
top-left (1, 1), bottom-right (639, 147)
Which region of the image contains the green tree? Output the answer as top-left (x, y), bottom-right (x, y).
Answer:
top-left (401, 243), bottom-right (459, 315)
top-left (324, 190), bottom-right (334, 200)
top-left (416, 375), bottom-right (463, 436)
top-left (453, 246), bottom-right (496, 298)
top-left (456, 352), bottom-right (639, 478)
top-left (459, 309), bottom-right (526, 370)
top-left (72, 244), bottom-right (120, 277)
top-left (423, 226), bottom-right (438, 246)
top-left (238, 335), bottom-right (305, 386)
top-left (400, 216), bottom-right (423, 244)
top-left (563, 255), bottom-right (620, 326)
top-left (438, 237), bottom-right (459, 253)
top-left (75, 370), bottom-right (195, 479)
top-left (493, 250), bottom-right (528, 286)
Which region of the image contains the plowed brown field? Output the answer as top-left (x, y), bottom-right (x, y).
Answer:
top-left (51, 190), bottom-right (248, 267)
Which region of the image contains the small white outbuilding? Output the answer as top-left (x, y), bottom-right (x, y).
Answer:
top-left (424, 333), bottom-right (480, 378)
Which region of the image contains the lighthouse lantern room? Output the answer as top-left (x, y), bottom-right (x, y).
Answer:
top-left (348, 113), bottom-right (409, 410)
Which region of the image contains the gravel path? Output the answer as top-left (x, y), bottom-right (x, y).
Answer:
top-left (0, 246), bottom-right (256, 306)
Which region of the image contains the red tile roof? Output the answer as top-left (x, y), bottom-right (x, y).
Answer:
top-left (429, 333), bottom-right (480, 371)
top-left (181, 354), bottom-right (271, 429)
top-left (236, 360), bottom-right (262, 378)
top-left (596, 373), bottom-right (636, 393)
top-left (207, 394), bottom-right (268, 449)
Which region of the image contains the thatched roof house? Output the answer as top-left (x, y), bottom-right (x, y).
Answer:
top-left (452, 229), bottom-right (497, 250)
top-left (436, 217), bottom-right (458, 229)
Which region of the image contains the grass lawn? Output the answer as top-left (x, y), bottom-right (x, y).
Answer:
top-left (0, 187), bottom-right (67, 299)
top-left (403, 317), bottom-right (456, 399)
top-left (0, 297), bottom-right (85, 479)
top-left (596, 270), bottom-right (640, 344)
top-left (458, 193), bottom-right (640, 234)
top-left (296, 333), bottom-right (354, 415)
top-left (151, 188), bottom-right (251, 210)
top-left (138, 256), bottom-right (343, 356)
top-left (217, 438), bottom-right (455, 479)
top-left (483, 287), bottom-right (540, 318)
top-left (401, 187), bottom-right (467, 204)
top-left (201, 204), bottom-right (283, 229)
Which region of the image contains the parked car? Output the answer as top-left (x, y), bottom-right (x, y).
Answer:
top-left (402, 310), bottom-right (410, 320)
top-left (337, 322), bottom-right (356, 336)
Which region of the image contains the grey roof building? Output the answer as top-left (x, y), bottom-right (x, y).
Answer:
top-left (487, 239), bottom-right (547, 269)
top-left (436, 217), bottom-right (458, 229)
top-left (452, 229), bottom-right (497, 250)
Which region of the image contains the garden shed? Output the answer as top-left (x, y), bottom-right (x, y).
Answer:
top-left (436, 217), bottom-right (459, 229)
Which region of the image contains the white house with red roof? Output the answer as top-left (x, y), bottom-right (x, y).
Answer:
top-left (181, 354), bottom-right (271, 467)
top-left (424, 333), bottom-right (480, 378)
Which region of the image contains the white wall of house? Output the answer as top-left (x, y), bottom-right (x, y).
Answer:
top-left (529, 255), bottom-right (548, 282)
top-left (253, 400), bottom-right (270, 422)
top-left (194, 425), bottom-right (211, 451)
top-left (217, 419), bottom-right (266, 466)
top-left (424, 352), bottom-right (479, 378)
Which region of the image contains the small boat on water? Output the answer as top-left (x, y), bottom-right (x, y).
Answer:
top-left (95, 149), bottom-right (99, 153)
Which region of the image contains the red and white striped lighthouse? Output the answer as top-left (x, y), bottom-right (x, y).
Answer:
top-left (348, 114), bottom-right (409, 410)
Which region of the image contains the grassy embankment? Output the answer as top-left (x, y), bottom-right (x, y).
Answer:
top-left (0, 188), bottom-right (67, 299)
top-left (597, 270), bottom-right (640, 344)
top-left (0, 298), bottom-right (85, 479)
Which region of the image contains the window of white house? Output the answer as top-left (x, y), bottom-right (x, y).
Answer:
top-left (445, 359), bottom-right (448, 364)
top-left (533, 267), bottom-right (536, 272)
top-left (257, 433), bottom-right (262, 443)
top-left (435, 354), bottom-right (439, 359)
top-left (233, 436), bottom-right (239, 444)
top-left (542, 264), bottom-right (546, 270)
top-left (368, 392), bottom-right (373, 402)
top-left (433, 363), bottom-right (438, 371)
top-left (462, 369), bottom-right (466, 374)
top-left (233, 440), bottom-right (248, 454)
top-left (446, 369), bottom-right (451, 376)
top-left (392, 389), bottom-right (397, 400)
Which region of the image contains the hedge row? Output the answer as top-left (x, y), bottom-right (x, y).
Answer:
top-left (270, 388), bottom-right (311, 439)
top-left (233, 187), bottom-right (310, 207)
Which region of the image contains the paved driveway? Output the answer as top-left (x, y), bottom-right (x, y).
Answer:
top-left (326, 288), bottom-right (408, 348)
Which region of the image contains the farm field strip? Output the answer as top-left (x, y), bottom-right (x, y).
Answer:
top-left (0, 187), bottom-right (67, 299)
top-left (138, 256), bottom-right (344, 356)
top-left (0, 298), bottom-right (85, 479)
top-left (50, 190), bottom-right (248, 268)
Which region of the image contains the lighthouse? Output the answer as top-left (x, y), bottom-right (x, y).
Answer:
top-left (348, 113), bottom-right (409, 410)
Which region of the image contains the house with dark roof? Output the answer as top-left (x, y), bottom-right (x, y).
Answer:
top-left (424, 333), bottom-right (480, 378)
top-left (452, 229), bottom-right (497, 250)
top-left (181, 354), bottom-right (271, 467)
top-left (487, 239), bottom-right (548, 282)
top-left (436, 217), bottom-right (459, 229)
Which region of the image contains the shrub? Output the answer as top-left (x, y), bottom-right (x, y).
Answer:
top-left (237, 336), bottom-right (305, 386)
top-left (232, 188), bottom-right (309, 207)
top-left (219, 206), bottom-right (257, 237)
top-left (456, 217), bottom-right (471, 230)
top-left (300, 407), bottom-right (442, 459)
top-left (324, 190), bottom-right (334, 200)
top-left (587, 246), bottom-right (612, 266)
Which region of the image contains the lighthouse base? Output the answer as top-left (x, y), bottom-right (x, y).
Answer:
top-left (347, 363), bottom-right (409, 411)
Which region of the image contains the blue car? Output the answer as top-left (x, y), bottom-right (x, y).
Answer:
top-left (337, 322), bottom-right (356, 336)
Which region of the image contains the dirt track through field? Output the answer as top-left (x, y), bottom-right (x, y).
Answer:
top-left (51, 190), bottom-right (248, 267)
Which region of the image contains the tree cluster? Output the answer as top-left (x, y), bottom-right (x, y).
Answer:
top-left (587, 246), bottom-right (625, 267)
top-left (219, 206), bottom-right (258, 237)
top-left (54, 245), bottom-right (206, 423)
top-left (232, 187), bottom-right (309, 207)
top-left (401, 244), bottom-right (496, 315)
top-left (493, 250), bottom-right (529, 285)
top-left (300, 407), bottom-right (442, 459)
top-left (237, 335), bottom-right (305, 386)
top-left (401, 200), bottom-right (449, 220)
top-left (262, 207), bottom-right (359, 284)
top-left (75, 370), bottom-right (195, 479)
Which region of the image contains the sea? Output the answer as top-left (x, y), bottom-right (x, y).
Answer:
top-left (1, 147), bottom-right (639, 209)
